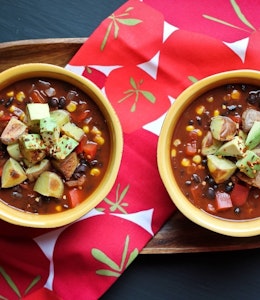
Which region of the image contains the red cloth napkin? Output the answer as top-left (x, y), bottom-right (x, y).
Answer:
top-left (1, 0), bottom-right (260, 299)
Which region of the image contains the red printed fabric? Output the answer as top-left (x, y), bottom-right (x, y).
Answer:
top-left (1, 0), bottom-right (260, 299)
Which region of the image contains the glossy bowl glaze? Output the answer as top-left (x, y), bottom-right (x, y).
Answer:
top-left (157, 69), bottom-right (260, 237)
top-left (0, 63), bottom-right (123, 228)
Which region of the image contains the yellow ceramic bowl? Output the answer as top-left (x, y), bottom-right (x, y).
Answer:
top-left (0, 63), bottom-right (123, 228)
top-left (158, 69), bottom-right (260, 237)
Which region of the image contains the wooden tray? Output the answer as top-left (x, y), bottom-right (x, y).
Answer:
top-left (1, 38), bottom-right (260, 254)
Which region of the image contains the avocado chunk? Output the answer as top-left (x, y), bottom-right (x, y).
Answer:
top-left (40, 117), bottom-right (60, 146)
top-left (201, 131), bottom-right (222, 156)
top-left (215, 136), bottom-right (245, 157)
top-left (26, 103), bottom-right (50, 132)
top-left (245, 121), bottom-right (260, 150)
top-left (7, 143), bottom-right (22, 161)
top-left (19, 133), bottom-right (46, 164)
top-left (26, 159), bottom-right (51, 182)
top-left (210, 116), bottom-right (237, 141)
top-left (51, 135), bottom-right (79, 160)
top-left (207, 154), bottom-right (237, 183)
top-left (236, 150), bottom-right (260, 178)
top-left (1, 158), bottom-right (27, 188)
top-left (33, 171), bottom-right (64, 199)
top-left (0, 117), bottom-right (27, 145)
top-left (61, 122), bottom-right (84, 142)
top-left (50, 109), bottom-right (70, 128)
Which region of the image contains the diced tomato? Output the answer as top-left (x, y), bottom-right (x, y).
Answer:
top-left (75, 135), bottom-right (88, 154)
top-left (67, 188), bottom-right (82, 208)
top-left (215, 191), bottom-right (233, 211)
top-left (0, 114), bottom-right (12, 121)
top-left (230, 114), bottom-right (241, 124)
top-left (83, 142), bottom-right (98, 160)
top-left (190, 185), bottom-right (202, 207)
top-left (30, 90), bottom-right (45, 103)
top-left (230, 183), bottom-right (250, 206)
top-left (185, 140), bottom-right (197, 156)
top-left (188, 130), bottom-right (199, 141)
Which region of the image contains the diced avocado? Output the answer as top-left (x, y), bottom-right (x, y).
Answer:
top-left (210, 116), bottom-right (237, 141)
top-left (19, 133), bottom-right (46, 164)
top-left (61, 122), bottom-right (84, 142)
top-left (245, 121), bottom-right (260, 150)
top-left (51, 151), bottom-right (79, 180)
top-left (7, 143), bottom-right (22, 161)
top-left (1, 158), bottom-right (27, 188)
top-left (51, 135), bottom-right (79, 160)
top-left (215, 136), bottom-right (245, 157)
top-left (33, 171), bottom-right (64, 199)
top-left (207, 154), bottom-right (237, 183)
top-left (50, 109), bottom-right (70, 128)
top-left (26, 103), bottom-right (50, 120)
top-left (236, 150), bottom-right (260, 178)
top-left (40, 117), bottom-right (60, 146)
top-left (26, 103), bottom-right (50, 132)
top-left (201, 131), bottom-right (222, 156)
top-left (238, 129), bottom-right (247, 142)
top-left (0, 117), bottom-right (27, 145)
top-left (26, 159), bottom-right (51, 182)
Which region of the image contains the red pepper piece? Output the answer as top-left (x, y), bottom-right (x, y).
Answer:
top-left (230, 183), bottom-right (250, 206)
top-left (215, 191), bottom-right (233, 211)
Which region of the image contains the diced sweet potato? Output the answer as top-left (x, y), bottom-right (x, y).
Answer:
top-left (51, 151), bottom-right (79, 180)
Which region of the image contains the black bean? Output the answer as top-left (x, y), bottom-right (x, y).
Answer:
top-left (225, 182), bottom-right (234, 193)
top-left (192, 173), bottom-right (201, 183)
top-left (185, 180), bottom-right (192, 186)
top-left (234, 207), bottom-right (240, 214)
top-left (75, 164), bottom-right (88, 173)
top-left (48, 97), bottom-right (59, 108)
top-left (206, 187), bottom-right (215, 199)
top-left (58, 96), bottom-right (67, 108)
top-left (5, 97), bottom-right (14, 107)
top-left (241, 84), bottom-right (247, 92)
top-left (247, 92), bottom-right (258, 105)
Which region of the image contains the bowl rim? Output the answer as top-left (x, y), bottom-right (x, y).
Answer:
top-left (0, 63), bottom-right (123, 228)
top-left (157, 69), bottom-right (260, 237)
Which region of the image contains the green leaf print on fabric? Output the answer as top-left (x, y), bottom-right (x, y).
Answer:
top-left (101, 7), bottom-right (142, 51)
top-left (0, 266), bottom-right (41, 299)
top-left (203, 0), bottom-right (256, 32)
top-left (92, 235), bottom-right (139, 277)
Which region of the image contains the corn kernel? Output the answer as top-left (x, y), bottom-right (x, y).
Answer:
top-left (66, 101), bottom-right (77, 112)
top-left (195, 129), bottom-right (203, 137)
top-left (91, 126), bottom-right (102, 135)
top-left (0, 111), bottom-right (4, 118)
top-left (181, 158), bottom-right (191, 167)
top-left (213, 109), bottom-right (220, 116)
top-left (94, 135), bottom-right (105, 145)
top-left (9, 105), bottom-right (16, 113)
top-left (83, 125), bottom-right (90, 134)
top-left (206, 96), bottom-right (214, 103)
top-left (90, 168), bottom-right (101, 176)
top-left (192, 154), bottom-right (202, 164)
top-left (55, 205), bottom-right (62, 212)
top-left (171, 148), bottom-right (177, 157)
top-left (186, 125), bottom-right (194, 132)
top-left (231, 89), bottom-right (241, 100)
top-left (173, 139), bottom-right (181, 147)
top-left (6, 91), bottom-right (14, 97)
top-left (16, 91), bottom-right (26, 102)
top-left (196, 105), bottom-right (205, 115)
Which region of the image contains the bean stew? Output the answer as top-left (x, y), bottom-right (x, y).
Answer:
top-left (0, 78), bottom-right (110, 214)
top-left (171, 83), bottom-right (260, 220)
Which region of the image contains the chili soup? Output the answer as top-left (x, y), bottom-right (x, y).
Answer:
top-left (171, 82), bottom-right (260, 220)
top-left (0, 77), bottom-right (110, 215)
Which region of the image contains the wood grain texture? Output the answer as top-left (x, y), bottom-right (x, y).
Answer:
top-left (1, 38), bottom-right (260, 254)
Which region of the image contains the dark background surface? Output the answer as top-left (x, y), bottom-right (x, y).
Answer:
top-left (1, 1), bottom-right (260, 299)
